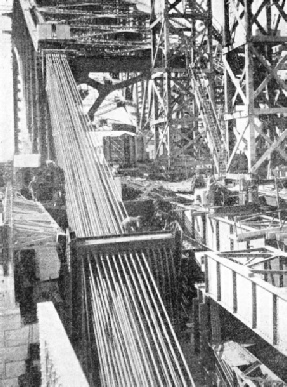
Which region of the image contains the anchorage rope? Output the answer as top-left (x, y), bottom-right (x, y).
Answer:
top-left (46, 53), bottom-right (126, 237)
top-left (87, 249), bottom-right (194, 386)
top-left (46, 52), bottom-right (195, 386)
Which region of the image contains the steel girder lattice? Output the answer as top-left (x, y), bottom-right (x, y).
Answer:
top-left (21, 0), bottom-right (151, 144)
top-left (149, 0), bottom-right (224, 170)
top-left (223, 0), bottom-right (287, 177)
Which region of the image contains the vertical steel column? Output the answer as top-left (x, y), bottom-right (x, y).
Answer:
top-left (244, 1), bottom-right (256, 170)
top-left (223, 0), bottom-right (233, 160)
top-left (149, 0), bottom-right (224, 168)
top-left (207, 0), bottom-right (215, 103)
top-left (223, 0), bottom-right (287, 177)
top-left (164, 1), bottom-right (171, 165)
top-left (150, 0), bottom-right (157, 157)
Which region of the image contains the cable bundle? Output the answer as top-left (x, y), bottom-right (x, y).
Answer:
top-left (46, 53), bottom-right (126, 237)
top-left (46, 52), bottom-right (195, 386)
top-left (84, 248), bottom-right (194, 387)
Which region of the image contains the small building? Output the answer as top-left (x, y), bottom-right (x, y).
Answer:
top-left (89, 130), bottom-right (146, 167)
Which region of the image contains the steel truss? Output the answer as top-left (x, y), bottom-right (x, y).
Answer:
top-left (15, 0), bottom-right (151, 144)
top-left (148, 0), bottom-right (224, 169)
top-left (223, 0), bottom-right (287, 177)
top-left (13, 0), bottom-right (50, 160)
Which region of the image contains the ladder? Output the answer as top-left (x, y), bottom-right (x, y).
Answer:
top-left (190, 66), bottom-right (226, 175)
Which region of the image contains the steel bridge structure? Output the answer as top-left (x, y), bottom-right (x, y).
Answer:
top-left (4, 0), bottom-right (287, 386)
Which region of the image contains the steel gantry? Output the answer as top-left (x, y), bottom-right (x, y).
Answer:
top-left (148, 0), bottom-right (226, 173)
top-left (223, 0), bottom-right (287, 177)
top-left (13, 0), bottom-right (151, 162)
top-left (13, 2), bottom-right (197, 385)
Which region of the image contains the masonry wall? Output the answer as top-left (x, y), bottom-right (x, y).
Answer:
top-left (0, 306), bottom-right (38, 387)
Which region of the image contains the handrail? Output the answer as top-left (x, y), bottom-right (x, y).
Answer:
top-left (206, 250), bottom-right (287, 300)
top-left (204, 251), bottom-right (287, 356)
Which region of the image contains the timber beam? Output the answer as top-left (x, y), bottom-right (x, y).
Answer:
top-left (71, 56), bottom-right (151, 82)
top-left (237, 225), bottom-right (287, 242)
top-left (209, 203), bottom-right (260, 217)
top-left (87, 72), bottom-right (150, 118)
top-left (76, 231), bottom-right (175, 255)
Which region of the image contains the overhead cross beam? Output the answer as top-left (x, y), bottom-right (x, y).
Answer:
top-left (86, 72), bottom-right (150, 120)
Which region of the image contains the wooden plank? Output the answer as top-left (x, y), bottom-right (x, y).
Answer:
top-left (217, 261), bottom-right (221, 301)
top-left (242, 360), bottom-right (261, 376)
top-left (220, 252), bottom-right (272, 258)
top-left (251, 35), bottom-right (287, 43)
top-left (252, 282), bottom-right (257, 329)
top-left (273, 294), bottom-right (278, 346)
top-left (254, 107), bottom-right (287, 115)
top-left (237, 226), bottom-right (287, 241)
top-left (76, 231), bottom-right (175, 254)
top-left (233, 271), bottom-right (237, 313)
top-left (209, 203), bottom-right (260, 217)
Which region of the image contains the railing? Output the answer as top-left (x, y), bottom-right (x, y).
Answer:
top-left (204, 251), bottom-right (287, 357)
top-left (38, 302), bottom-right (89, 387)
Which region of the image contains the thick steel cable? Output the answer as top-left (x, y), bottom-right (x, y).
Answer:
top-left (90, 284), bottom-right (116, 386)
top-left (46, 54), bottom-right (126, 236)
top-left (46, 63), bottom-right (92, 234)
top-left (96, 258), bottom-right (153, 385)
top-left (87, 250), bottom-right (195, 386)
top-left (125, 251), bottom-right (180, 384)
top-left (95, 268), bottom-right (135, 385)
top-left (137, 248), bottom-right (194, 383)
top-left (99, 258), bottom-right (158, 386)
top-left (61, 53), bottom-right (126, 213)
top-left (90, 264), bottom-right (139, 386)
top-left (131, 250), bottom-right (189, 384)
top-left (89, 255), bottom-right (165, 386)
top-left (46, 57), bottom-right (96, 234)
top-left (48, 55), bottom-right (111, 235)
top-left (93, 285), bottom-right (130, 386)
top-left (110, 253), bottom-right (175, 384)
top-left (96, 278), bottom-right (140, 386)
top-left (104, 254), bottom-right (163, 385)
top-left (47, 84), bottom-right (107, 235)
top-left (45, 52), bottom-right (195, 386)
top-left (59, 55), bottom-right (126, 231)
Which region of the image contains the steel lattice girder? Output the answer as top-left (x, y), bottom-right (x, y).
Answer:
top-left (149, 0), bottom-right (223, 166)
top-left (223, 0), bottom-right (287, 177)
